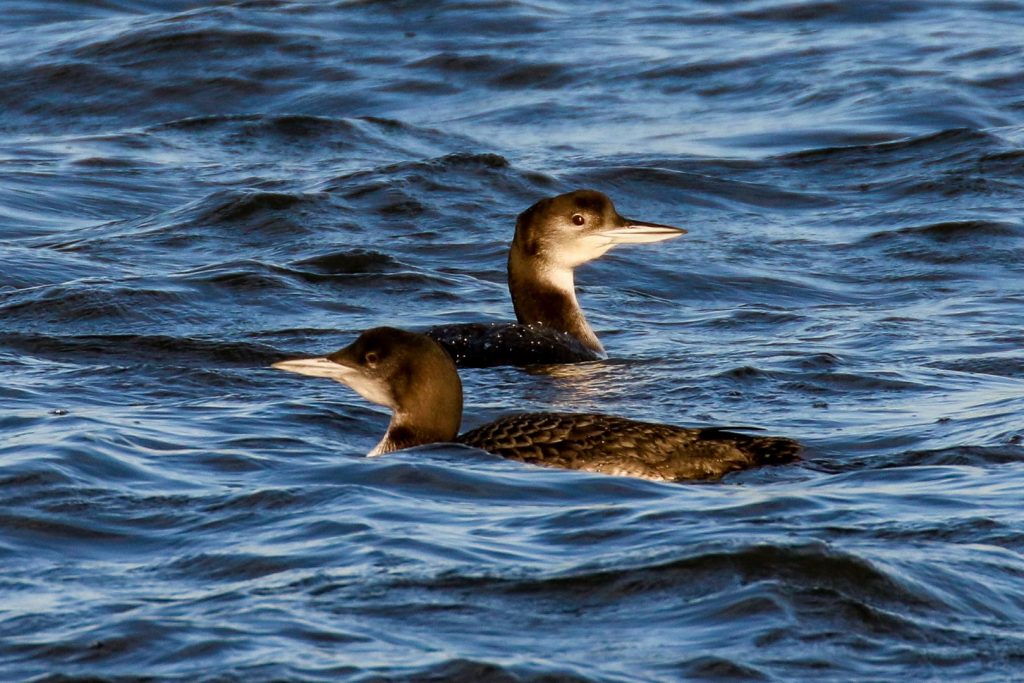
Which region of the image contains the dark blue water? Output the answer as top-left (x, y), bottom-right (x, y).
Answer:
top-left (3, 1), bottom-right (1024, 680)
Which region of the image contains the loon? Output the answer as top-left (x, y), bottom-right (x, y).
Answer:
top-left (272, 327), bottom-right (800, 482)
top-left (425, 189), bottom-right (686, 368)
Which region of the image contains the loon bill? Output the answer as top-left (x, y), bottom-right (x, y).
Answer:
top-left (425, 189), bottom-right (686, 368)
top-left (272, 327), bottom-right (801, 483)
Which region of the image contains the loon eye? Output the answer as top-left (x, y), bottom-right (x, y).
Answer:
top-left (364, 351), bottom-right (379, 366)
top-left (571, 214), bottom-right (585, 226)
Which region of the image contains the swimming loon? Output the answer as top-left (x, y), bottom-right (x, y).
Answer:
top-left (425, 189), bottom-right (686, 368)
top-left (272, 327), bottom-right (800, 482)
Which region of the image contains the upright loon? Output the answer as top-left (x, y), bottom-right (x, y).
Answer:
top-left (272, 327), bottom-right (800, 482)
top-left (425, 189), bottom-right (686, 368)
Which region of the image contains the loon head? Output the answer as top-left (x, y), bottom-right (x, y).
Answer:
top-left (272, 327), bottom-right (463, 455)
top-left (511, 189), bottom-right (686, 268)
top-left (507, 189), bottom-right (685, 352)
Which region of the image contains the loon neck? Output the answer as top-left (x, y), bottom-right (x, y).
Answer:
top-left (370, 350), bottom-right (464, 455)
top-left (507, 244), bottom-right (604, 354)
top-left (373, 419), bottom-right (455, 455)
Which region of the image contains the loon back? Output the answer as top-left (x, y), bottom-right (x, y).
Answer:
top-left (426, 322), bottom-right (603, 368)
top-left (459, 412), bottom-right (801, 482)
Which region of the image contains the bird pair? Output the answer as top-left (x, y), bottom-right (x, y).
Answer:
top-left (273, 190), bottom-right (800, 482)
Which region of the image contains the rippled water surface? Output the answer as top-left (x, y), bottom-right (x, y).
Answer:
top-left (3, 1), bottom-right (1024, 680)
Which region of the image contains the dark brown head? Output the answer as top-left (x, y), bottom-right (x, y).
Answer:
top-left (272, 327), bottom-right (463, 454)
top-left (511, 189), bottom-right (686, 267)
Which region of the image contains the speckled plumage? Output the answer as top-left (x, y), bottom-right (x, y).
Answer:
top-left (459, 412), bottom-right (801, 481)
top-left (426, 322), bottom-right (602, 368)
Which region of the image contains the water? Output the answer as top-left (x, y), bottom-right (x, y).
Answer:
top-left (2, 1), bottom-right (1024, 680)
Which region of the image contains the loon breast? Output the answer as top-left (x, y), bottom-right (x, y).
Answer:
top-left (458, 412), bottom-right (801, 482)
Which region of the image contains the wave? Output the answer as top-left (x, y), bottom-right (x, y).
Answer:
top-left (887, 444), bottom-right (1024, 467)
top-left (0, 331), bottom-right (287, 366)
